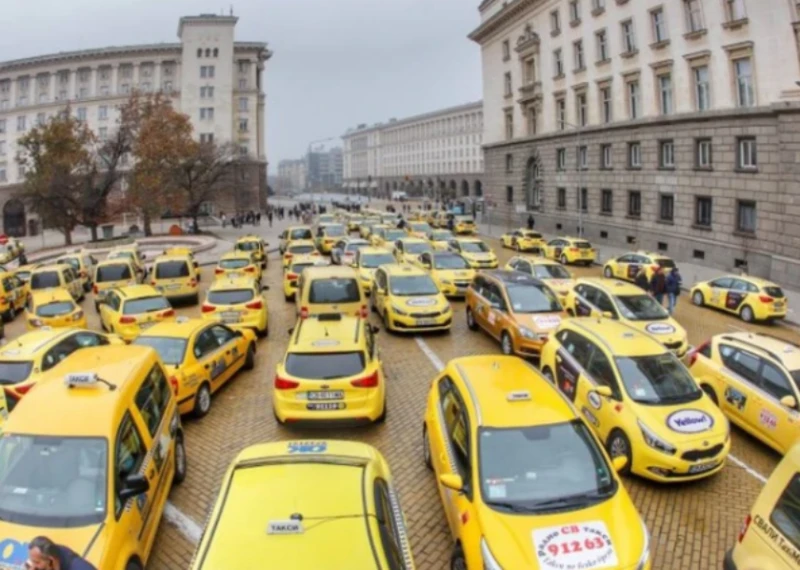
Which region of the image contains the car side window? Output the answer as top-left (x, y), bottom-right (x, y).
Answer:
top-left (761, 362), bottom-right (795, 403)
top-left (746, 282), bottom-right (759, 293)
top-left (114, 412), bottom-right (148, 518)
top-left (73, 332), bottom-right (109, 348)
top-left (578, 285), bottom-right (598, 306)
top-left (134, 364), bottom-right (172, 437)
top-left (586, 347), bottom-right (621, 398)
top-left (373, 479), bottom-right (405, 570)
top-left (518, 261), bottom-right (532, 274)
top-left (440, 383), bottom-right (470, 483)
top-left (731, 279), bottom-right (749, 292)
top-left (594, 291), bottom-right (617, 315)
top-left (617, 255), bottom-right (632, 263)
top-left (719, 345), bottom-right (760, 385)
top-left (210, 325), bottom-right (236, 346)
top-left (560, 330), bottom-right (595, 369)
top-left (62, 269), bottom-right (72, 284)
top-left (193, 330), bottom-right (220, 359)
top-left (41, 336), bottom-right (80, 371)
top-left (486, 283), bottom-right (505, 309)
top-left (710, 278), bottom-right (733, 289)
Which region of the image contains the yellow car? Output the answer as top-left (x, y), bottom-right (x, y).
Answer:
top-left (359, 220), bottom-right (382, 240)
top-left (725, 442), bottom-right (800, 570)
top-left (347, 215), bottom-right (364, 232)
top-left (466, 270), bottom-right (565, 356)
top-left (0, 326), bottom-right (122, 409)
top-left (331, 237), bottom-right (370, 266)
top-left (296, 265), bottom-right (367, 319)
top-left (563, 277), bottom-right (690, 357)
top-left (107, 246), bottom-right (146, 281)
top-left (134, 318), bottom-right (256, 416)
top-left (93, 258), bottom-right (139, 311)
top-left (315, 223), bottom-right (347, 254)
top-left (214, 250), bottom-right (263, 282)
top-left (98, 285), bottom-right (176, 342)
top-left (452, 214), bottom-right (476, 235)
top-left (0, 344), bottom-right (186, 569)
top-left (190, 439), bottom-right (415, 569)
top-left (413, 251), bottom-right (475, 297)
top-left (279, 225), bottom-right (314, 254)
top-left (55, 250), bottom-right (97, 292)
top-left (370, 227), bottom-right (406, 249)
top-left (274, 313), bottom-right (385, 424)
top-left (283, 254), bottom-right (329, 301)
top-left (423, 355), bottom-right (651, 570)
top-left (235, 235), bottom-right (268, 268)
top-left (370, 264), bottom-right (451, 333)
top-left (317, 213), bottom-right (336, 224)
top-left (29, 263), bottom-right (85, 302)
top-left (603, 251), bottom-right (676, 282)
top-left (150, 253), bottom-right (200, 304)
top-left (406, 220), bottom-right (432, 239)
top-left (690, 332), bottom-right (800, 456)
top-left (163, 246), bottom-right (194, 261)
top-left (393, 237), bottom-right (432, 264)
top-left (447, 237), bottom-right (498, 269)
top-left (352, 247), bottom-right (395, 296)
top-left (282, 239), bottom-right (318, 268)
top-left (201, 276), bottom-right (269, 337)
top-left (500, 228), bottom-right (545, 252)
top-left (25, 288), bottom-right (86, 330)
top-left (540, 317), bottom-right (730, 483)
top-left (691, 274), bottom-right (787, 323)
top-left (0, 270), bottom-right (27, 321)
top-left (543, 236), bottom-right (597, 265)
top-left (425, 228), bottom-right (454, 251)
top-left (506, 255), bottom-right (575, 297)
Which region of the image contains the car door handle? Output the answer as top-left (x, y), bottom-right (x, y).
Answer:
top-left (204, 364), bottom-right (210, 370)
top-left (555, 354), bottom-right (563, 363)
top-left (225, 350), bottom-right (231, 355)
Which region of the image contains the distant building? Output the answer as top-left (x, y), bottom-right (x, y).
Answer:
top-left (277, 158), bottom-right (307, 193)
top-left (307, 146), bottom-right (344, 190)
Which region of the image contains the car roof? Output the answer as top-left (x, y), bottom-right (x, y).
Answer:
top-left (578, 277), bottom-right (643, 295)
top-left (288, 254), bottom-right (325, 265)
top-left (629, 250), bottom-right (671, 259)
top-left (96, 257), bottom-right (134, 267)
top-left (383, 263), bottom-right (426, 276)
top-left (5, 345), bottom-right (159, 437)
top-left (482, 270), bottom-right (542, 285)
top-left (31, 264), bottom-right (67, 273)
top-left (397, 237), bottom-right (427, 243)
top-left (556, 236), bottom-right (591, 242)
top-left (209, 276), bottom-right (259, 291)
top-left (114, 284), bottom-right (163, 299)
top-left (358, 247), bottom-right (392, 255)
top-left (237, 235), bottom-right (262, 242)
top-left (153, 254), bottom-right (191, 263)
top-left (287, 239), bottom-right (317, 247)
top-left (302, 265), bottom-right (358, 279)
top-left (715, 332), bottom-right (800, 371)
top-left (451, 356), bottom-right (577, 427)
top-left (286, 225), bottom-right (312, 231)
top-left (0, 327), bottom-right (81, 359)
top-left (510, 255), bottom-right (559, 265)
top-left (137, 317), bottom-right (208, 338)
top-left (730, 274), bottom-right (779, 288)
top-left (30, 288), bottom-right (74, 304)
top-left (290, 315), bottom-right (365, 353)
top-left (565, 318), bottom-right (667, 357)
top-left (220, 250), bottom-right (253, 260)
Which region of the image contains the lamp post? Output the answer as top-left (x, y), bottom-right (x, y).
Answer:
top-left (306, 136), bottom-right (337, 208)
top-left (558, 118), bottom-right (585, 237)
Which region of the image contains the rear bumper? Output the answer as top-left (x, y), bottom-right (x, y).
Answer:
top-left (273, 392), bottom-right (385, 424)
top-left (391, 315), bottom-right (452, 332)
top-left (723, 549), bottom-right (736, 570)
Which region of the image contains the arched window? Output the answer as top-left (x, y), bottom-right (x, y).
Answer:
top-left (525, 157), bottom-right (542, 210)
top-left (213, 48), bottom-right (219, 57)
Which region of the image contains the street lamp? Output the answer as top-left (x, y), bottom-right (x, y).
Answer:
top-left (558, 118), bottom-right (585, 237)
top-left (306, 136), bottom-right (338, 208)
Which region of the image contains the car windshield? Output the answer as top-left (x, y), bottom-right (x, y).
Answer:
top-left (345, 242), bottom-right (368, 253)
top-left (134, 336), bottom-right (187, 365)
top-left (772, 474), bottom-right (800, 553)
top-left (384, 230), bottom-right (405, 241)
top-left (0, 361), bottom-right (33, 385)
top-left (455, 216), bottom-right (474, 223)
top-left (434, 255), bottom-right (470, 270)
top-left (289, 229), bottom-right (313, 240)
top-left (236, 241), bottom-right (260, 251)
top-left (289, 263), bottom-right (315, 275)
top-left (30, 271), bottom-right (60, 289)
top-left (219, 259), bottom-right (249, 270)
top-left (96, 264), bottom-right (132, 282)
top-left (390, 275), bottom-right (439, 296)
top-left (615, 294), bottom-right (669, 320)
top-left (289, 245), bottom-right (315, 255)
top-left (285, 352), bottom-right (365, 379)
top-left (56, 258), bottom-right (80, 271)
top-left (531, 264), bottom-right (571, 279)
top-left (461, 242), bottom-right (490, 253)
top-left (322, 225), bottom-right (346, 237)
top-left (0, 434), bottom-right (107, 527)
top-left (405, 242), bottom-right (432, 254)
top-left (410, 223), bottom-right (431, 232)
top-left (615, 353), bottom-right (702, 404)
top-left (361, 254), bottom-right (395, 269)
top-left (309, 278), bottom-right (361, 304)
top-left (208, 289), bottom-right (254, 305)
top-left (506, 284), bottom-right (562, 313)
top-left (155, 261), bottom-right (189, 279)
top-left (479, 421), bottom-right (616, 512)
top-left (36, 301), bottom-right (75, 317)
top-left (431, 231), bottom-right (452, 240)
top-left (122, 296), bottom-right (171, 315)
top-left (109, 251), bottom-right (136, 261)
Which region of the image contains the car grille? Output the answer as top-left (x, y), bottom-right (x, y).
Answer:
top-left (454, 281), bottom-right (471, 288)
top-left (682, 444), bottom-right (724, 462)
top-left (664, 341), bottom-right (683, 350)
top-left (410, 311), bottom-right (443, 318)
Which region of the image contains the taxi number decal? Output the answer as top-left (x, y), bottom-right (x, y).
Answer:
top-left (534, 522), bottom-right (618, 570)
top-left (288, 441), bottom-right (327, 454)
top-left (487, 311), bottom-right (497, 325)
top-left (754, 514), bottom-right (800, 564)
top-left (724, 387), bottom-right (747, 412)
top-left (0, 538), bottom-right (28, 566)
top-left (210, 358), bottom-right (226, 380)
top-left (759, 409), bottom-right (778, 430)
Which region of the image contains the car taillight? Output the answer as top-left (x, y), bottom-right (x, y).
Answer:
top-left (150, 280), bottom-right (157, 285)
top-left (72, 311), bottom-right (84, 321)
top-left (287, 273), bottom-right (298, 280)
top-left (651, 265), bottom-right (659, 272)
top-left (689, 341), bottom-right (710, 367)
top-left (738, 515), bottom-right (752, 543)
top-left (345, 252), bottom-right (354, 257)
top-left (284, 254), bottom-right (293, 260)
top-left (119, 316), bottom-right (136, 324)
top-left (351, 371), bottom-right (379, 388)
top-left (190, 279), bottom-right (197, 287)
top-left (569, 247), bottom-right (578, 252)
top-left (246, 300), bottom-right (263, 310)
top-left (245, 266), bottom-right (256, 273)
top-left (201, 304), bottom-right (215, 313)
top-left (214, 268), bottom-right (224, 274)
top-left (0, 297), bottom-right (6, 305)
top-left (15, 384), bottom-right (33, 396)
top-left (168, 376), bottom-right (179, 395)
top-left (312, 252), bottom-right (320, 256)
top-left (80, 270), bottom-right (87, 277)
top-left (92, 285), bottom-right (98, 294)
top-left (359, 305), bottom-right (368, 319)
top-left (161, 309), bottom-right (175, 318)
top-left (759, 295), bottom-right (774, 303)
top-left (300, 307), bottom-right (309, 319)
top-left (275, 375), bottom-right (300, 390)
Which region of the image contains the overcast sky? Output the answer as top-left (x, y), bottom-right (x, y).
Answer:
top-left (0, 0), bottom-right (482, 172)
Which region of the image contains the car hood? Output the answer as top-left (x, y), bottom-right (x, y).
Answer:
top-left (0, 522), bottom-right (107, 567)
top-left (543, 278), bottom-right (575, 294)
top-left (623, 317), bottom-right (687, 344)
top-left (511, 312), bottom-right (565, 332)
top-left (631, 396), bottom-right (728, 445)
top-left (462, 251), bottom-right (496, 261)
top-left (358, 268), bottom-right (376, 279)
top-left (434, 269), bottom-right (475, 280)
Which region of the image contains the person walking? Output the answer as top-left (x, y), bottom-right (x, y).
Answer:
top-left (665, 267), bottom-right (682, 315)
top-left (635, 267), bottom-right (650, 293)
top-left (267, 211), bottom-right (273, 227)
top-left (220, 212), bottom-right (227, 228)
top-left (25, 536), bottom-right (97, 570)
top-left (527, 214), bottom-right (535, 230)
top-left (650, 266), bottom-right (667, 306)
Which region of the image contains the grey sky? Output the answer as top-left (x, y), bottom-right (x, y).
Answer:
top-left (0, 0), bottom-right (482, 172)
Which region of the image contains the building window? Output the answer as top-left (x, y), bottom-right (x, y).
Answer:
top-left (578, 187), bottom-right (588, 211)
top-left (576, 93), bottom-right (587, 126)
top-left (502, 39), bottom-right (511, 61)
top-left (0, 119), bottom-right (5, 134)
top-left (658, 74), bottom-right (673, 114)
top-left (659, 140), bottom-right (674, 168)
top-left (506, 185), bottom-right (514, 203)
top-left (0, 141), bottom-right (5, 156)
top-left (99, 85), bottom-right (109, 97)
top-left (737, 137), bottom-right (757, 170)
top-left (557, 187), bottom-right (567, 209)
top-left (163, 81), bottom-right (173, 93)
top-left (628, 142), bottom-right (641, 168)
top-left (556, 98), bottom-right (566, 130)
top-left (596, 30), bottom-right (609, 61)
top-left (120, 83), bottom-right (130, 95)
top-left (504, 72), bottom-right (512, 97)
top-left (737, 200), bottom-right (756, 233)
top-left (695, 196), bottom-right (712, 226)
top-left (201, 86), bottom-right (215, 98)
top-left (574, 40), bottom-right (585, 70)
top-left (16, 116), bottom-right (25, 132)
top-left (239, 97), bottom-right (249, 112)
top-left (628, 191), bottom-right (642, 217)
top-left (553, 50), bottom-right (564, 77)
top-left (200, 107), bottom-right (215, 120)
top-left (592, 0), bottom-right (605, 11)
top-left (659, 194), bottom-right (674, 221)
top-left (621, 20), bottom-right (637, 53)
top-left (526, 107), bottom-right (538, 136)
top-left (726, 0), bottom-right (746, 21)
top-left (200, 133), bottom-right (214, 144)
top-left (601, 189), bottom-right (613, 213)
top-left (239, 78), bottom-right (247, 89)
top-left (239, 118), bottom-right (248, 132)
top-left (696, 138), bottom-right (712, 168)
top-left (505, 153), bottom-right (514, 173)
top-left (600, 144), bottom-right (612, 168)
top-left (550, 10), bottom-right (561, 34)
top-left (600, 86), bottom-right (612, 123)
top-left (627, 81), bottom-right (641, 119)
top-left (98, 127), bottom-right (108, 141)
top-left (556, 148), bottom-right (566, 171)
top-left (504, 109), bottom-right (514, 140)
top-left (693, 66), bottom-right (710, 110)
top-left (684, 0), bottom-right (705, 32)
top-left (200, 65), bottom-right (215, 78)
top-left (734, 58), bottom-right (754, 107)
top-left (569, 0), bottom-right (580, 23)
top-left (76, 107), bottom-right (87, 122)
top-left (0, 169), bottom-right (5, 182)
top-left (35, 113), bottom-right (45, 127)
top-left (577, 145), bottom-right (588, 170)
top-left (652, 8), bottom-right (668, 43)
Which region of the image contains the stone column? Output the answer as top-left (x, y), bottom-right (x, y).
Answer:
top-left (68, 69), bottom-right (77, 101)
top-left (132, 63), bottom-right (140, 89)
top-left (111, 64), bottom-right (119, 95)
top-left (90, 66), bottom-right (98, 99)
top-left (153, 62), bottom-right (161, 93)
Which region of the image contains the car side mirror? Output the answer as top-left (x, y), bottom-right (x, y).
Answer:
top-left (439, 473), bottom-right (464, 492)
top-left (491, 302), bottom-right (503, 311)
top-left (118, 473), bottom-right (150, 502)
top-left (194, 261), bottom-right (199, 268)
top-left (262, 285), bottom-right (270, 291)
top-left (592, 386), bottom-right (614, 399)
top-left (612, 456), bottom-right (628, 473)
top-left (781, 395), bottom-right (797, 409)
top-left (371, 325), bottom-right (380, 334)
top-left (601, 311), bottom-right (616, 320)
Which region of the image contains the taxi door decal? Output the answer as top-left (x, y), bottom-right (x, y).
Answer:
top-left (210, 356), bottom-right (227, 381)
top-left (553, 247), bottom-right (563, 259)
top-left (724, 386), bottom-right (747, 412)
top-left (725, 291), bottom-right (746, 311)
top-left (575, 295), bottom-right (593, 317)
top-left (626, 264), bottom-right (639, 280)
top-left (556, 348), bottom-right (580, 402)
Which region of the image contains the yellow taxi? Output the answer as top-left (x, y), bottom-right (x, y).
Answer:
top-left (603, 251), bottom-right (676, 282)
top-left (539, 318), bottom-right (730, 482)
top-left (274, 314), bottom-right (385, 425)
top-left (447, 237), bottom-right (498, 269)
top-left (506, 255), bottom-right (576, 298)
top-left (543, 237), bottom-right (597, 266)
top-left (13, 263), bottom-right (39, 287)
top-left (370, 226), bottom-right (406, 249)
top-left (0, 326), bottom-right (122, 409)
top-left (317, 213), bottom-right (336, 225)
top-left (331, 237), bottom-right (370, 266)
top-left (452, 214), bottom-right (477, 235)
top-left (500, 228), bottom-right (546, 252)
top-left (25, 288), bottom-right (86, 330)
top-left (190, 440), bottom-right (415, 569)
top-left (433, 211), bottom-right (450, 228)
top-left (107, 246), bottom-right (146, 281)
top-left (691, 274), bottom-right (787, 323)
top-left (283, 254), bottom-right (329, 301)
top-left (413, 251), bottom-right (475, 298)
top-left (282, 239), bottom-right (318, 268)
top-left (150, 253), bottom-right (200, 305)
top-left (201, 276), bottom-right (269, 337)
top-left (98, 285), bottom-right (176, 342)
top-left (214, 250), bottom-right (262, 282)
top-left (135, 318), bottom-right (256, 416)
top-left (93, 258), bottom-right (139, 311)
top-left (725, 442), bottom-right (800, 570)
top-left (234, 235), bottom-right (268, 268)
top-left (0, 270), bottom-right (27, 321)
top-left (426, 210), bottom-right (442, 226)
top-left (278, 226), bottom-right (314, 254)
top-left (689, 332), bottom-right (800, 456)
top-left (296, 265), bottom-right (367, 319)
top-left (426, 228), bottom-right (454, 251)
top-left (563, 278), bottom-right (690, 357)
top-left (352, 247), bottom-right (395, 297)
top-left (423, 355), bottom-right (651, 570)
top-left (370, 264), bottom-right (452, 333)
top-left (315, 223), bottom-right (347, 254)
top-left (0, 237), bottom-right (23, 264)
top-left (55, 250), bottom-right (97, 293)
top-left (359, 220), bottom-right (382, 240)
top-left (162, 247), bottom-right (201, 279)
top-left (406, 220), bottom-right (432, 239)
top-left (29, 264), bottom-right (84, 302)
top-left (0, 344), bottom-right (186, 569)
top-left (393, 237), bottom-right (433, 264)
top-left (408, 209), bottom-right (426, 222)
top-left (466, 270), bottom-right (565, 356)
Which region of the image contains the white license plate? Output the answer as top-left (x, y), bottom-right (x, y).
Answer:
top-left (139, 321), bottom-right (157, 329)
top-left (221, 311), bottom-right (241, 323)
top-left (688, 462), bottom-right (718, 474)
top-left (417, 318), bottom-right (437, 326)
top-left (228, 272), bottom-right (242, 279)
top-left (307, 402), bottom-right (346, 411)
top-left (775, 302), bottom-right (785, 309)
top-left (581, 251), bottom-right (590, 257)
top-left (166, 284), bottom-right (181, 290)
top-left (307, 390), bottom-right (344, 401)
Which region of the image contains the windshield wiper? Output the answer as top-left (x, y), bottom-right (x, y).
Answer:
top-left (529, 490), bottom-right (609, 510)
top-left (657, 393), bottom-right (701, 404)
top-left (486, 501), bottom-right (539, 513)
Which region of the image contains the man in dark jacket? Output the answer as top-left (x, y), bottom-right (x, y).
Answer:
top-left (26, 536), bottom-right (98, 570)
top-left (634, 268), bottom-right (649, 292)
top-left (665, 267), bottom-right (682, 315)
top-left (527, 214), bottom-right (535, 230)
top-left (650, 267), bottom-right (667, 306)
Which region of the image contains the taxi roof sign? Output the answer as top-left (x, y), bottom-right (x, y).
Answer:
top-left (65, 372), bottom-right (98, 387)
top-left (267, 519), bottom-right (304, 535)
top-left (507, 390), bottom-right (531, 402)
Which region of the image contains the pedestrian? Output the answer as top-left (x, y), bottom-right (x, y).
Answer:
top-left (267, 211), bottom-right (273, 227)
top-left (18, 250), bottom-right (27, 266)
top-left (650, 267), bottom-right (667, 306)
top-left (635, 268), bottom-right (649, 293)
top-left (665, 267), bottom-right (682, 315)
top-left (25, 536), bottom-right (98, 570)
top-left (527, 214), bottom-right (535, 230)
top-left (396, 215), bottom-right (406, 230)
top-left (220, 212), bottom-right (227, 228)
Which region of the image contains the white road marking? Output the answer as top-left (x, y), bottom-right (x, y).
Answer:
top-left (728, 325), bottom-right (746, 332)
top-left (164, 501), bottom-right (203, 544)
top-left (414, 336), bottom-right (770, 486)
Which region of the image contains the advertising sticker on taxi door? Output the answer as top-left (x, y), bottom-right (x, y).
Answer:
top-left (534, 521), bottom-right (618, 570)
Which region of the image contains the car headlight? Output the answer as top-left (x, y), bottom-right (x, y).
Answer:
top-left (481, 538), bottom-right (503, 570)
top-left (442, 304), bottom-right (451, 313)
top-left (440, 279), bottom-right (452, 285)
top-left (638, 420), bottom-right (676, 455)
top-left (519, 326), bottom-right (539, 340)
top-left (392, 305), bottom-right (408, 316)
top-left (636, 521), bottom-right (650, 570)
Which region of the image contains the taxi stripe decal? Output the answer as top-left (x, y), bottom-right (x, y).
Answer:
top-left (388, 484), bottom-right (415, 570)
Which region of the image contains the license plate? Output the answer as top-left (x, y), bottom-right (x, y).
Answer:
top-left (228, 272), bottom-right (242, 279)
top-left (417, 318), bottom-right (437, 326)
top-left (307, 402), bottom-right (346, 411)
top-left (166, 284), bottom-right (181, 290)
top-left (688, 462), bottom-right (719, 474)
top-left (774, 302), bottom-right (785, 309)
top-left (581, 251), bottom-right (590, 257)
top-left (307, 390), bottom-right (344, 401)
top-left (140, 321), bottom-right (156, 329)
top-left (221, 311), bottom-right (241, 323)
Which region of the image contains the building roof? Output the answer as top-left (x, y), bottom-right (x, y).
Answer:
top-left (342, 101), bottom-right (483, 139)
top-left (469, 0), bottom-right (539, 44)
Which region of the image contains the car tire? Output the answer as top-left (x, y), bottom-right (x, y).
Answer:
top-left (560, 254), bottom-right (568, 265)
top-left (466, 308), bottom-right (478, 331)
top-left (4, 307), bottom-right (15, 322)
top-left (382, 310), bottom-right (393, 333)
top-left (450, 543), bottom-right (467, 570)
top-left (542, 366), bottom-right (555, 383)
top-left (94, 302), bottom-right (100, 313)
top-left (125, 559), bottom-right (144, 570)
top-left (692, 291), bottom-right (705, 307)
top-left (193, 383), bottom-right (212, 418)
top-left (501, 331), bottom-right (514, 355)
top-left (607, 430), bottom-right (632, 475)
top-left (423, 425), bottom-right (433, 470)
top-left (603, 266), bottom-right (613, 278)
top-left (244, 343), bottom-right (256, 370)
top-left (701, 384), bottom-right (719, 406)
top-left (741, 305), bottom-right (755, 323)
top-left (284, 293), bottom-right (293, 302)
top-left (257, 324), bottom-right (268, 339)
top-left (173, 433), bottom-right (187, 485)
top-left (376, 402), bottom-right (387, 423)
top-left (191, 293), bottom-right (199, 306)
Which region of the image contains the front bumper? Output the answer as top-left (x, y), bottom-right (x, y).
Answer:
top-left (438, 282), bottom-right (471, 297)
top-left (634, 437), bottom-right (730, 483)
top-left (468, 260), bottom-right (499, 270)
top-left (390, 310), bottom-right (452, 332)
top-left (512, 335), bottom-right (547, 357)
top-left (273, 389), bottom-right (385, 425)
top-left (723, 549), bottom-right (737, 570)
top-left (156, 284), bottom-right (198, 301)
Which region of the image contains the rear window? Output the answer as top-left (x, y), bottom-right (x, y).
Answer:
top-left (134, 336), bottom-right (187, 366)
top-left (56, 258), bottom-right (80, 271)
top-left (574, 241), bottom-right (592, 249)
top-left (771, 473), bottom-right (800, 552)
top-left (309, 278), bottom-right (361, 304)
top-left (237, 241), bottom-right (260, 252)
top-left (289, 245), bottom-right (315, 255)
top-left (155, 261), bottom-right (190, 279)
top-left (764, 286), bottom-right (785, 299)
top-left (219, 259), bottom-right (249, 270)
top-left (97, 264), bottom-right (132, 282)
top-left (0, 362), bottom-right (33, 385)
top-left (656, 258), bottom-right (676, 269)
top-left (285, 352), bottom-right (365, 379)
top-left (122, 296), bottom-right (170, 315)
top-left (207, 289), bottom-right (254, 305)
top-left (290, 229), bottom-right (313, 240)
top-left (36, 301), bottom-right (75, 317)
top-left (290, 263), bottom-right (315, 275)
top-left (30, 271), bottom-right (60, 289)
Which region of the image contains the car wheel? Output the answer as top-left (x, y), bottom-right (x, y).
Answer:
top-left (125, 559), bottom-right (144, 570)
top-left (382, 310), bottom-right (392, 333)
top-left (466, 308), bottom-right (478, 331)
top-left (257, 324), bottom-right (268, 339)
top-left (741, 305), bottom-right (755, 323)
top-left (542, 366), bottom-right (555, 383)
top-left (193, 383), bottom-right (212, 418)
top-left (603, 266), bottom-right (613, 278)
top-left (422, 425), bottom-right (433, 470)
top-left (701, 384), bottom-right (719, 406)
top-left (450, 544), bottom-right (467, 570)
top-left (370, 290), bottom-right (377, 313)
top-left (94, 302), bottom-right (100, 313)
top-left (244, 343), bottom-right (256, 369)
top-left (173, 433), bottom-right (187, 485)
top-left (284, 293), bottom-right (293, 302)
top-left (560, 254), bottom-right (568, 265)
top-left (501, 331), bottom-right (514, 355)
top-left (376, 402), bottom-right (387, 423)
top-left (692, 291), bottom-right (705, 307)
top-left (607, 430), bottom-right (632, 475)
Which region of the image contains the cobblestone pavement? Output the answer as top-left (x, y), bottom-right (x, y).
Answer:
top-left (4, 221), bottom-right (796, 569)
